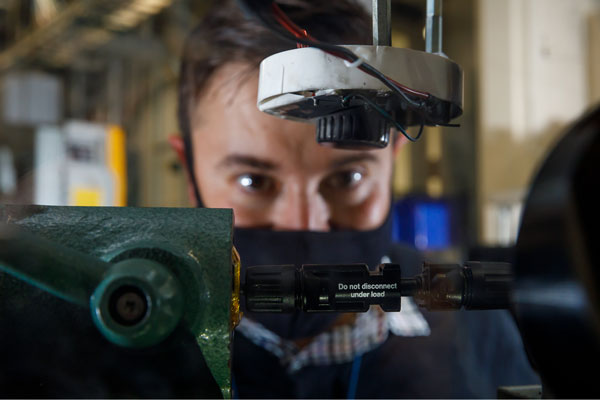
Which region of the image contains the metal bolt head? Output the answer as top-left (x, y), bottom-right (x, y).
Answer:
top-left (108, 285), bottom-right (148, 326)
top-left (116, 292), bottom-right (145, 322)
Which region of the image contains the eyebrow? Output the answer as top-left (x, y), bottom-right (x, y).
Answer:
top-left (217, 154), bottom-right (279, 170)
top-left (329, 153), bottom-right (378, 169)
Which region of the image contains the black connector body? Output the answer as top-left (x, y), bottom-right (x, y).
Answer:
top-left (245, 264), bottom-right (403, 313)
top-left (415, 261), bottom-right (513, 310)
top-left (244, 262), bottom-right (513, 313)
top-left (303, 264), bottom-right (402, 312)
top-left (244, 265), bottom-right (300, 313)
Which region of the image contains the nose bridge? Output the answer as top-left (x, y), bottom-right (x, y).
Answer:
top-left (272, 180), bottom-right (330, 231)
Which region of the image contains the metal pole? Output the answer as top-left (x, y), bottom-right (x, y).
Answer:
top-left (425, 0), bottom-right (443, 53)
top-left (372, 0), bottom-right (391, 46)
top-left (0, 223), bottom-right (108, 306)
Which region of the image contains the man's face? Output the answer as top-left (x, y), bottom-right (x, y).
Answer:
top-left (190, 63), bottom-right (395, 231)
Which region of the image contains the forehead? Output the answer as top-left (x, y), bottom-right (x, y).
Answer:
top-left (191, 63), bottom-right (388, 171)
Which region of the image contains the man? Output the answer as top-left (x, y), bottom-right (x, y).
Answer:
top-left (173, 0), bottom-right (539, 397)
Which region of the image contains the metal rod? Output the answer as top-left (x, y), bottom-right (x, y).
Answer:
top-left (0, 223), bottom-right (109, 306)
top-left (425, 0), bottom-right (443, 53)
top-left (372, 0), bottom-right (391, 46)
top-left (400, 278), bottom-right (420, 297)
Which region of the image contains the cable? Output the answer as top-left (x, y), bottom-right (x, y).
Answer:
top-left (270, 2), bottom-right (315, 46)
top-left (272, 3), bottom-right (430, 102)
top-left (343, 94), bottom-right (425, 142)
top-left (271, 3), bottom-right (429, 109)
top-left (236, 0), bottom-right (431, 111)
top-left (346, 354), bottom-right (363, 399)
top-left (388, 77), bottom-right (430, 99)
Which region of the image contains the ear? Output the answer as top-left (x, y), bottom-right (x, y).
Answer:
top-left (168, 134), bottom-right (199, 206)
top-left (392, 132), bottom-right (409, 157)
top-left (168, 134), bottom-right (187, 165)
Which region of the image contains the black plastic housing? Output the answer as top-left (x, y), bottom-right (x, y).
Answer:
top-left (316, 107), bottom-right (390, 149)
top-left (245, 264), bottom-right (402, 313)
top-left (245, 265), bottom-right (299, 313)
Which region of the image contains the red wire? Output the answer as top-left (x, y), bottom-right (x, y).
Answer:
top-left (271, 3), bottom-right (315, 48)
top-left (387, 77), bottom-right (429, 99)
top-left (270, 2), bottom-right (430, 100)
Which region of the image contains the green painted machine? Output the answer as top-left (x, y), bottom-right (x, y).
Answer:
top-left (0, 205), bottom-right (241, 398)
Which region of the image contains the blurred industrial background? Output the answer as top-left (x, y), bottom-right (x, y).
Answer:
top-left (0, 0), bottom-right (599, 259)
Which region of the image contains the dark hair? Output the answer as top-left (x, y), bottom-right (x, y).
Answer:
top-left (177, 0), bottom-right (371, 203)
top-left (178, 0), bottom-right (371, 136)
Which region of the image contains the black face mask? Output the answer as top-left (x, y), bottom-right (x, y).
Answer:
top-left (233, 212), bottom-right (393, 340)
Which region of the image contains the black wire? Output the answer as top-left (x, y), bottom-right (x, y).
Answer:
top-left (357, 63), bottom-right (425, 109)
top-left (435, 122), bottom-right (461, 128)
top-left (343, 93), bottom-right (425, 142)
top-left (237, 0), bottom-right (459, 135)
top-left (294, 42), bottom-right (426, 110)
top-left (235, 0), bottom-right (427, 111)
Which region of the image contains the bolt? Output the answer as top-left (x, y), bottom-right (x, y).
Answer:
top-left (109, 285), bottom-right (148, 326)
top-left (116, 292), bottom-right (145, 322)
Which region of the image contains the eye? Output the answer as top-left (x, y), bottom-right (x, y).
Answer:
top-left (236, 173), bottom-right (276, 194)
top-left (325, 170), bottom-right (364, 190)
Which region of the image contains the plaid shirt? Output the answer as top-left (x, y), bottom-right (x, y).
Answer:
top-left (236, 296), bottom-right (430, 373)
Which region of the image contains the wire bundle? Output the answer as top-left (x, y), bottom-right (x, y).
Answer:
top-left (236, 0), bottom-right (440, 142)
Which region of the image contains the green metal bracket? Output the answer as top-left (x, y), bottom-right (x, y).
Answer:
top-left (0, 205), bottom-right (236, 398)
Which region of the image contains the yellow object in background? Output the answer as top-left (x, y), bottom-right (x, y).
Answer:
top-left (35, 121), bottom-right (128, 207)
top-left (107, 125), bottom-right (127, 206)
top-left (72, 188), bottom-right (102, 206)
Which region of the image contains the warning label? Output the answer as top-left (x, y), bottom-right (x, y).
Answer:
top-left (337, 282), bottom-right (398, 299)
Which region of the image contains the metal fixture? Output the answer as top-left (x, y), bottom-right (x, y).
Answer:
top-left (372, 0), bottom-right (391, 46)
top-left (251, 0), bottom-right (463, 149)
top-left (0, 205), bottom-right (239, 398)
top-left (425, 0), bottom-right (443, 54)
